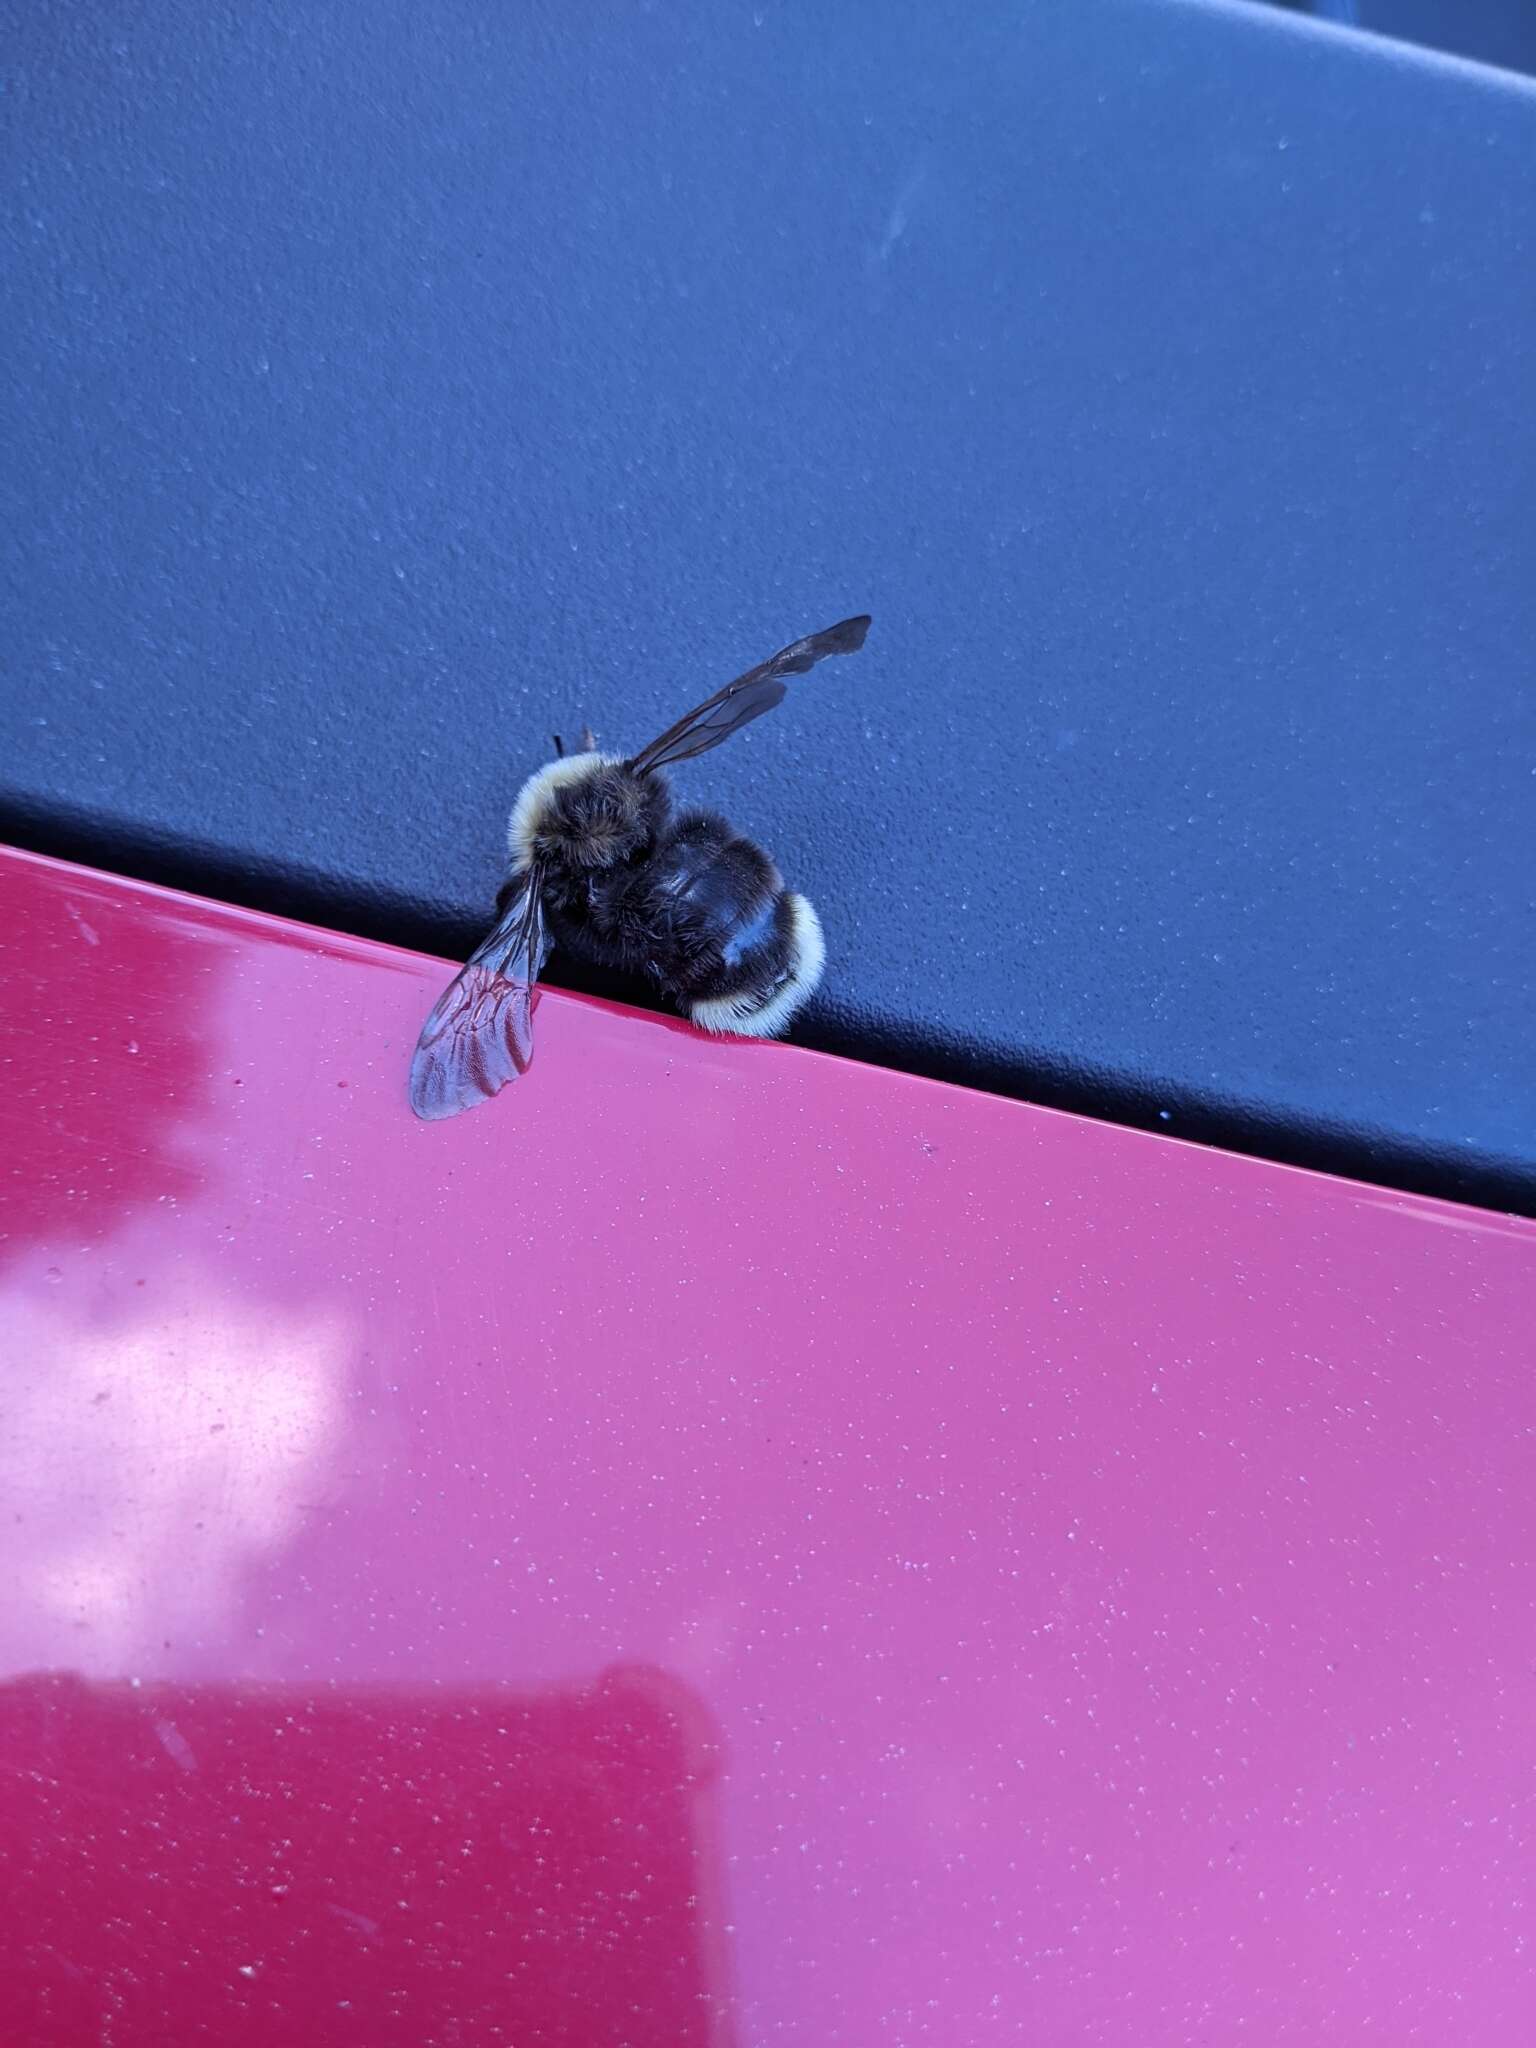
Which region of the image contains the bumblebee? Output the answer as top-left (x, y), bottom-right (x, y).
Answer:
top-left (409, 615), bottom-right (871, 1119)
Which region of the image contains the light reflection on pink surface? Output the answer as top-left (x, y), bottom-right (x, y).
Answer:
top-left (2, 1261), bottom-right (349, 1676)
top-left (2, 846), bottom-right (1536, 2043)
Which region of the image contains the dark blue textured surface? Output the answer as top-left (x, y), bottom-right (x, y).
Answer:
top-left (3, 0), bottom-right (1534, 1207)
top-left (1261, 0), bottom-right (1536, 77)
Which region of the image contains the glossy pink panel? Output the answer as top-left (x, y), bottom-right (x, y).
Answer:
top-left (2, 845), bottom-right (1534, 2045)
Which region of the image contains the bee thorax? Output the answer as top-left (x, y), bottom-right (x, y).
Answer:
top-left (507, 754), bottom-right (670, 872)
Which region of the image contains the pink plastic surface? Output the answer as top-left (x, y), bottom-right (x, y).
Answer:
top-left (2, 844), bottom-right (1535, 2044)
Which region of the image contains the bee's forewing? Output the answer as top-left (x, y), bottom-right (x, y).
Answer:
top-left (408, 865), bottom-right (549, 1121)
top-left (627, 615), bottom-right (871, 774)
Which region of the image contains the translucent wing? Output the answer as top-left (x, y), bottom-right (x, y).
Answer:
top-left (408, 861), bottom-right (550, 1121)
top-left (626, 615), bottom-right (871, 775)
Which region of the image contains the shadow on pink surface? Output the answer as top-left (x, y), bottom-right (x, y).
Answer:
top-left (0, 855), bottom-right (220, 1275)
top-left (0, 1664), bottom-right (732, 2047)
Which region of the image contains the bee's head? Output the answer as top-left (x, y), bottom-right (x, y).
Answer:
top-left (508, 754), bottom-right (670, 872)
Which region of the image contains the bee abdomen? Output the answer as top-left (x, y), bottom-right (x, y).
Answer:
top-left (690, 893), bottom-right (825, 1040)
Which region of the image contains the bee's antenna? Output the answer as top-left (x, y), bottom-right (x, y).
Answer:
top-left (552, 733), bottom-right (565, 758)
top-left (579, 723), bottom-right (598, 752)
